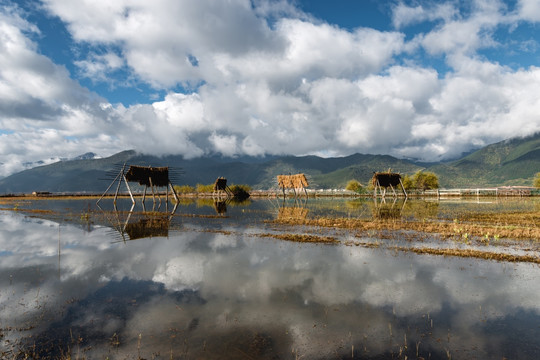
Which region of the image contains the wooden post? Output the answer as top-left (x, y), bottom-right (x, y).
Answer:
top-left (122, 174), bottom-right (136, 205)
top-left (149, 177), bottom-right (156, 204)
top-left (169, 181), bottom-right (179, 203)
top-left (114, 164), bottom-right (127, 206)
top-left (389, 183), bottom-right (396, 197)
top-left (97, 169), bottom-right (122, 205)
top-left (142, 185), bottom-right (147, 203)
top-left (166, 181), bottom-right (169, 212)
top-left (399, 178), bottom-right (408, 199)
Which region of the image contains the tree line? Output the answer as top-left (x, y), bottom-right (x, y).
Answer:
top-left (346, 170), bottom-right (438, 194)
top-left (347, 171), bottom-right (540, 193)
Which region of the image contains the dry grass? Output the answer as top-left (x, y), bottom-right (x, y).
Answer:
top-left (352, 242), bottom-right (540, 264)
top-left (274, 214), bottom-right (540, 240)
top-left (277, 174), bottom-right (309, 189)
top-left (259, 233), bottom-right (339, 244)
top-left (457, 211), bottom-right (540, 227)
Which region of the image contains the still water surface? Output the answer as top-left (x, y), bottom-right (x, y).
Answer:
top-left (0, 197), bottom-right (539, 359)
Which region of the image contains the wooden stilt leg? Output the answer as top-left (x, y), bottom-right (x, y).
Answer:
top-left (166, 183), bottom-right (169, 212)
top-left (169, 181), bottom-right (179, 203)
top-left (97, 170), bottom-right (121, 205)
top-left (123, 174), bottom-right (136, 205)
top-left (389, 184), bottom-right (396, 197)
top-left (399, 178), bottom-right (408, 198)
top-left (149, 177), bottom-right (156, 204)
top-left (114, 172), bottom-right (124, 206)
top-left (142, 185), bottom-right (147, 203)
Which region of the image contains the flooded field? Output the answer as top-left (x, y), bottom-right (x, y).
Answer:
top-left (0, 196), bottom-right (539, 359)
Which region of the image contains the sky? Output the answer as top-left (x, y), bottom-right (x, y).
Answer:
top-left (1, 0), bottom-right (540, 178)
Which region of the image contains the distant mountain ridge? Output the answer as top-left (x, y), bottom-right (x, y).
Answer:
top-left (14, 152), bottom-right (100, 176)
top-left (0, 150), bottom-right (422, 193)
top-left (0, 133), bottom-right (538, 193)
top-left (430, 132), bottom-right (540, 187)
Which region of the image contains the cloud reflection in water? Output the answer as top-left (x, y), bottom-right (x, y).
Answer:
top-left (0, 209), bottom-right (539, 359)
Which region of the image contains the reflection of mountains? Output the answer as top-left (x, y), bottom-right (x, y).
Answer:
top-left (4, 212), bottom-right (540, 359)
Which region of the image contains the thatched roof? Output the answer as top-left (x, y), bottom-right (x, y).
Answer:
top-left (125, 166), bottom-right (169, 187)
top-left (213, 177), bottom-right (227, 191)
top-left (277, 174), bottom-right (309, 188)
top-left (372, 172), bottom-right (402, 188)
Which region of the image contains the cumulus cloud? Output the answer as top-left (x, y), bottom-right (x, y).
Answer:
top-left (518, 0), bottom-right (540, 21)
top-left (1, 0), bottom-right (540, 178)
top-left (74, 51), bottom-right (125, 83)
top-left (391, 1), bottom-right (458, 28)
top-left (3, 213), bottom-right (540, 357)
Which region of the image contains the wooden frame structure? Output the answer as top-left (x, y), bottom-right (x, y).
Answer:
top-left (97, 164), bottom-right (179, 208)
top-left (213, 177), bottom-right (232, 198)
top-left (372, 172), bottom-right (407, 198)
top-left (277, 173), bottom-right (309, 198)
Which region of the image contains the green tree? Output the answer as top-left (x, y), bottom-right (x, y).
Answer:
top-left (196, 183), bottom-right (214, 193)
top-left (401, 174), bottom-right (413, 191)
top-left (534, 172), bottom-right (540, 188)
top-left (345, 179), bottom-right (363, 193)
top-left (412, 171), bottom-right (439, 190)
top-left (404, 171), bottom-right (439, 191)
top-left (174, 185), bottom-right (195, 194)
top-left (229, 184), bottom-right (251, 199)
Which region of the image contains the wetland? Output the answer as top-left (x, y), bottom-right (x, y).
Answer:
top-left (0, 196), bottom-right (539, 359)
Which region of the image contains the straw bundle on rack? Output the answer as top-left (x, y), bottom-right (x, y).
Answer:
top-left (371, 172), bottom-right (402, 188)
top-left (213, 177), bottom-right (228, 191)
top-left (125, 166), bottom-right (169, 187)
top-left (277, 174), bottom-right (309, 189)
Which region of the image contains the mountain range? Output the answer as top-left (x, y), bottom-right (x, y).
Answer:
top-left (0, 133), bottom-right (538, 194)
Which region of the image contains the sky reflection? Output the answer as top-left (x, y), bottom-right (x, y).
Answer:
top-left (1, 204), bottom-right (539, 359)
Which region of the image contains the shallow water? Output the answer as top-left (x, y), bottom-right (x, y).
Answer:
top-left (0, 197), bottom-right (539, 359)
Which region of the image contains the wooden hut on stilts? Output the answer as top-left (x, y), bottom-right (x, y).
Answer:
top-left (213, 177), bottom-right (233, 198)
top-left (277, 173), bottom-right (309, 198)
top-left (372, 171), bottom-right (407, 199)
top-left (97, 164), bottom-right (180, 210)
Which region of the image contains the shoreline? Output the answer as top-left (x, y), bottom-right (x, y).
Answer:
top-left (1, 186), bottom-right (538, 200)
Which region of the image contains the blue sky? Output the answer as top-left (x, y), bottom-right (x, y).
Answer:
top-left (1, 0), bottom-right (540, 177)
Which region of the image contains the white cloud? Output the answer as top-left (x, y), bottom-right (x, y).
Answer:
top-left (392, 2), bottom-right (458, 29)
top-left (42, 0), bottom-right (283, 88)
top-left (517, 0), bottom-right (540, 21)
top-left (74, 52), bottom-right (124, 82)
top-left (209, 132), bottom-right (238, 157)
top-left (1, 0), bottom-right (540, 178)
top-left (3, 214), bottom-right (540, 358)
top-left (152, 255), bottom-right (205, 291)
